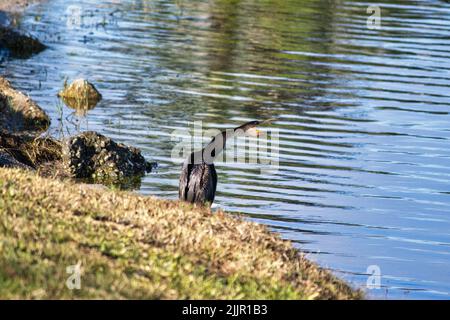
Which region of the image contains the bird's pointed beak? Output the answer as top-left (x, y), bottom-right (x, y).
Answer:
top-left (261, 118), bottom-right (276, 125)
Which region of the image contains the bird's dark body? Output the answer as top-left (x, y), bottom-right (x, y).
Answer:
top-left (179, 159), bottom-right (217, 205)
top-left (178, 120), bottom-right (270, 206)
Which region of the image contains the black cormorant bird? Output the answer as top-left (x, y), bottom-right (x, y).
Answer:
top-left (179, 120), bottom-right (270, 206)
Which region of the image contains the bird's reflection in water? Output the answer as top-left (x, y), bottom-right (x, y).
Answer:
top-left (61, 95), bottom-right (100, 117)
top-left (58, 94), bottom-right (101, 134)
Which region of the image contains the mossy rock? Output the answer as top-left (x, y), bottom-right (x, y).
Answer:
top-left (58, 79), bottom-right (102, 113)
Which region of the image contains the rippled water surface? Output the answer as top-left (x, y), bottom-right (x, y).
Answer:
top-left (2, 0), bottom-right (450, 298)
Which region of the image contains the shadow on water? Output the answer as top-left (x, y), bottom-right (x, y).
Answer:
top-left (1, 0), bottom-right (450, 299)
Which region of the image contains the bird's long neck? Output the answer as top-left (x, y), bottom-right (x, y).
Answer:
top-left (197, 121), bottom-right (259, 164)
top-left (201, 128), bottom-right (237, 164)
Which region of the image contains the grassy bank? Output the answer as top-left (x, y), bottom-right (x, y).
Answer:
top-left (0, 168), bottom-right (362, 299)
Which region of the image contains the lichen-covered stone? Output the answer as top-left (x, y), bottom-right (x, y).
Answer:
top-left (0, 77), bottom-right (50, 132)
top-left (62, 131), bottom-right (152, 183)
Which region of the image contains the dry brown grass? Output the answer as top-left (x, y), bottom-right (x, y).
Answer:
top-left (0, 168), bottom-right (362, 299)
top-left (24, 135), bottom-right (62, 166)
top-left (0, 131), bottom-right (63, 169)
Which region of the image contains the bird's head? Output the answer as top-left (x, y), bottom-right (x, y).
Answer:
top-left (236, 119), bottom-right (275, 137)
